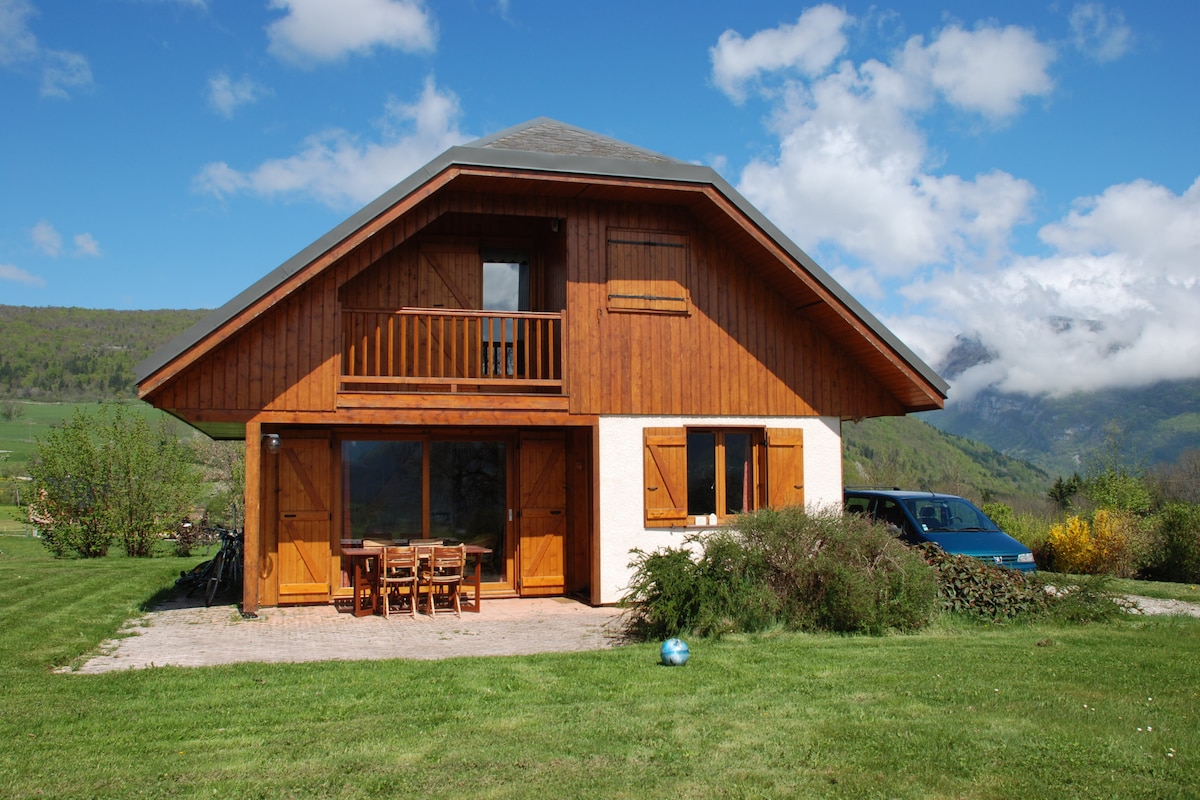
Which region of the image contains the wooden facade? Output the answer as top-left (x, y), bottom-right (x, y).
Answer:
top-left (137, 118), bottom-right (946, 612)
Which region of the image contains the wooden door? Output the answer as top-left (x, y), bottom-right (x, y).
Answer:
top-left (418, 245), bottom-right (482, 379)
top-left (517, 432), bottom-right (566, 596)
top-left (277, 439), bottom-right (332, 603)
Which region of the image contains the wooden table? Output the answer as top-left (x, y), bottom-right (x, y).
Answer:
top-left (343, 545), bottom-right (492, 617)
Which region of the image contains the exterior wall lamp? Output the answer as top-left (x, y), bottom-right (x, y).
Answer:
top-left (263, 433), bottom-right (282, 454)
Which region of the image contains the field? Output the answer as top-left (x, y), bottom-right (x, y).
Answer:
top-left (0, 400), bottom-right (168, 468)
top-left (1, 537), bottom-right (1198, 799)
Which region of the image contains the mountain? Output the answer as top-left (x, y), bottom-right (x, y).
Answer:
top-left (924, 335), bottom-right (1200, 477)
top-left (923, 381), bottom-right (1200, 478)
top-left (0, 305), bottom-right (208, 401)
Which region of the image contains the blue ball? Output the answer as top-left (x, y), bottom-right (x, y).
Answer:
top-left (660, 638), bottom-right (690, 666)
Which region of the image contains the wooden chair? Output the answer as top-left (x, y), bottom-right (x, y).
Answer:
top-left (421, 544), bottom-right (466, 617)
top-left (379, 546), bottom-right (419, 618)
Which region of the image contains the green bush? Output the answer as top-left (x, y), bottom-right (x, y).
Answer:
top-left (622, 530), bottom-right (779, 640)
top-left (739, 506), bottom-right (938, 634)
top-left (622, 507), bottom-right (938, 639)
top-left (1144, 503), bottom-right (1200, 583)
top-left (1045, 575), bottom-right (1127, 624)
top-left (27, 405), bottom-right (202, 558)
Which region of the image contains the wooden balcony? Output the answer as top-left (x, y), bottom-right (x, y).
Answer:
top-left (341, 308), bottom-right (564, 394)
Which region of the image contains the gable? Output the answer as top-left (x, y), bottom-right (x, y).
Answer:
top-left (136, 118), bottom-right (947, 425)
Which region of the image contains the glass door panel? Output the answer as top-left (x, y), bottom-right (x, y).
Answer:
top-left (342, 440), bottom-right (423, 539)
top-left (430, 441), bottom-right (507, 583)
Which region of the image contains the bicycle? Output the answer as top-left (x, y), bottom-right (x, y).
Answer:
top-left (176, 526), bottom-right (243, 607)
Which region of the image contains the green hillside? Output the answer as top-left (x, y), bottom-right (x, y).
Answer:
top-left (842, 415), bottom-right (1051, 503)
top-left (0, 305), bottom-right (208, 401)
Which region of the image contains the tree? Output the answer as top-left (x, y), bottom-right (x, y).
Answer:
top-left (1081, 422), bottom-right (1152, 515)
top-left (27, 411), bottom-right (112, 557)
top-left (28, 405), bottom-right (202, 557)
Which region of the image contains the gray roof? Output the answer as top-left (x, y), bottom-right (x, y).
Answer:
top-left (135, 117), bottom-right (947, 397)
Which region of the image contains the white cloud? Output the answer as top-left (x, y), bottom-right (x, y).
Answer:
top-left (907, 177), bottom-right (1200, 398)
top-left (29, 220), bottom-right (102, 258)
top-left (194, 77), bottom-right (470, 208)
top-left (0, 0), bottom-right (93, 98)
top-left (733, 20), bottom-right (1045, 275)
top-left (39, 48), bottom-right (91, 99)
top-left (710, 4), bottom-right (851, 102)
top-left (73, 232), bottom-right (101, 257)
top-left (0, 263), bottom-right (45, 286)
top-left (719, 11), bottom-right (1200, 398)
top-left (0, 0), bottom-right (39, 65)
top-left (266, 0), bottom-right (435, 66)
top-left (207, 72), bottom-right (267, 118)
top-left (920, 23), bottom-right (1055, 118)
top-left (1070, 3), bottom-right (1133, 63)
top-left (30, 219), bottom-right (61, 256)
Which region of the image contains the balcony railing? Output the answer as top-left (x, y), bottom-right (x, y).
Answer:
top-left (341, 307), bottom-right (564, 393)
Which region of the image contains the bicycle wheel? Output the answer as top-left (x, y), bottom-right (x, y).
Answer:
top-left (182, 559), bottom-right (213, 597)
top-left (205, 550), bottom-right (226, 607)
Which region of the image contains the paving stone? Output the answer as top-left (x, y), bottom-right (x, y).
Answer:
top-left (67, 596), bottom-right (629, 673)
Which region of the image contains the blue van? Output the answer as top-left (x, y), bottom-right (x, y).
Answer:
top-left (844, 488), bottom-right (1037, 572)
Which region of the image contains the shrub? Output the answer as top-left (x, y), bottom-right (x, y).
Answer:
top-left (622, 507), bottom-right (939, 639)
top-left (622, 530), bottom-right (778, 641)
top-left (981, 501), bottom-right (1052, 551)
top-left (27, 405), bottom-right (202, 558)
top-left (1045, 575), bottom-right (1127, 624)
top-left (1143, 503), bottom-right (1200, 583)
top-left (1046, 511), bottom-right (1148, 577)
top-left (740, 506), bottom-right (938, 634)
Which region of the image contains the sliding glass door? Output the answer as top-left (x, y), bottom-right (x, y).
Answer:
top-left (342, 437), bottom-right (509, 585)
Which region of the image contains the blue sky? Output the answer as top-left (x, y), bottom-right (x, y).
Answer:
top-left (2, 0), bottom-right (1198, 400)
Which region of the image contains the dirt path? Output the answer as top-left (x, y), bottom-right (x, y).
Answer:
top-left (1123, 595), bottom-right (1200, 618)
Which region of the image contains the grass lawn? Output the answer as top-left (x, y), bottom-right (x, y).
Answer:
top-left (1, 537), bottom-right (1197, 799)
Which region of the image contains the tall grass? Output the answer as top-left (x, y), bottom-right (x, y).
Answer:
top-left (2, 538), bottom-right (1199, 799)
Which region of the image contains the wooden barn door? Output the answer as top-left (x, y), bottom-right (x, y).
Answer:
top-left (276, 439), bottom-right (332, 603)
top-left (417, 244), bottom-right (482, 379)
top-left (517, 432), bottom-right (566, 596)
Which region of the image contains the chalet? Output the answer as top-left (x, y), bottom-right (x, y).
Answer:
top-left (135, 118), bottom-right (947, 614)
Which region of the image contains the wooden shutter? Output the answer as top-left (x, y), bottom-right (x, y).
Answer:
top-left (766, 428), bottom-right (805, 509)
top-left (607, 229), bottom-right (690, 313)
top-left (644, 427), bottom-right (688, 527)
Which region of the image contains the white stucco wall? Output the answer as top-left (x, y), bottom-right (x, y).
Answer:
top-left (595, 415), bottom-right (844, 604)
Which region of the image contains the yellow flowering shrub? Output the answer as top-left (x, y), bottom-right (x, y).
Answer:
top-left (1048, 510), bottom-right (1143, 577)
top-left (1048, 516), bottom-right (1095, 574)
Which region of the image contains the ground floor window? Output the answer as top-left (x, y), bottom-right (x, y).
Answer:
top-left (644, 426), bottom-right (805, 527)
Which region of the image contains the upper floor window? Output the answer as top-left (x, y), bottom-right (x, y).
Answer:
top-left (482, 251), bottom-right (530, 312)
top-left (606, 228), bottom-right (690, 314)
